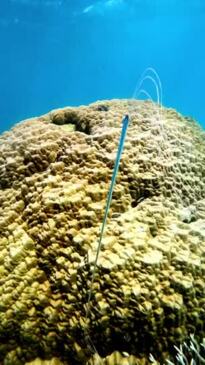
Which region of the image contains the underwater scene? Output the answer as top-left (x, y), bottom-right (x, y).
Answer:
top-left (0, 1), bottom-right (205, 364)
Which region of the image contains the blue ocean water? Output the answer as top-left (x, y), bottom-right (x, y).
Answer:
top-left (0, 0), bottom-right (205, 133)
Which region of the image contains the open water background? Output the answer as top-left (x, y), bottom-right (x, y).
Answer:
top-left (0, 0), bottom-right (205, 133)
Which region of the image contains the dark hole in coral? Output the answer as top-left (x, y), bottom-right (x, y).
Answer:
top-left (0, 179), bottom-right (9, 189)
top-left (75, 120), bottom-right (91, 135)
top-left (52, 111), bottom-right (92, 135)
top-left (131, 197), bottom-right (146, 208)
top-left (94, 104), bottom-right (109, 112)
top-left (130, 189), bottom-right (151, 208)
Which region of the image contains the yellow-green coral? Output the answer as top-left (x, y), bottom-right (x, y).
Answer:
top-left (0, 99), bottom-right (205, 365)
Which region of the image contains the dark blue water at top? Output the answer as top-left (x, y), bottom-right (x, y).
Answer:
top-left (0, 0), bottom-right (205, 133)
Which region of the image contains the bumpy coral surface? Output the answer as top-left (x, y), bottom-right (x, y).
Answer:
top-left (0, 99), bottom-right (205, 365)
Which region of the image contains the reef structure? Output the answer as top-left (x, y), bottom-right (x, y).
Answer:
top-left (0, 99), bottom-right (205, 365)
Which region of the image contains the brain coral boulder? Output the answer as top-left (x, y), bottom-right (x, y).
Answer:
top-left (0, 99), bottom-right (205, 365)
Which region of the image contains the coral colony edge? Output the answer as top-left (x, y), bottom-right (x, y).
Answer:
top-left (0, 98), bottom-right (205, 365)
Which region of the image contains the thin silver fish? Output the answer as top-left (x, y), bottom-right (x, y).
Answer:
top-left (86, 113), bottom-right (130, 318)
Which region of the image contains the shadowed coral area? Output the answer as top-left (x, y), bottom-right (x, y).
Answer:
top-left (0, 99), bottom-right (205, 365)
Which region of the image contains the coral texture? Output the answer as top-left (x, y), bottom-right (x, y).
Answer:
top-left (0, 99), bottom-right (205, 365)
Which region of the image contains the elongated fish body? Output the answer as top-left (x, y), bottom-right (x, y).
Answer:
top-left (86, 114), bottom-right (130, 312)
top-left (102, 114), bottom-right (130, 232)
